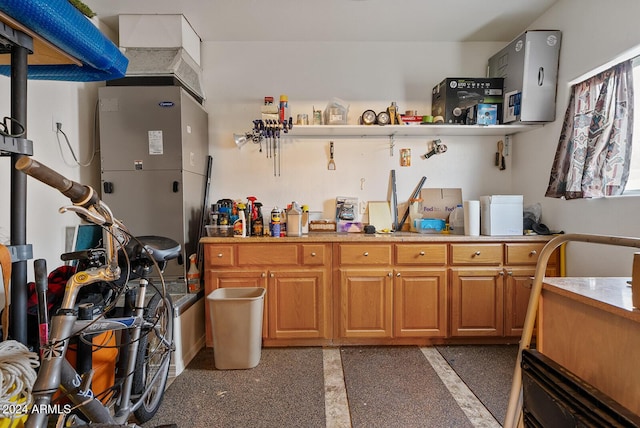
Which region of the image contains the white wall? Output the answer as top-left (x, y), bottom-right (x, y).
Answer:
top-left (512, 0), bottom-right (640, 276)
top-left (201, 41), bottom-right (509, 220)
top-left (0, 79), bottom-right (101, 282)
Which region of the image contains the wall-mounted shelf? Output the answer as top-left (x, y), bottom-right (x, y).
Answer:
top-left (285, 124), bottom-right (542, 138)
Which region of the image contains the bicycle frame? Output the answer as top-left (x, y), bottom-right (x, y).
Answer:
top-left (26, 263), bottom-right (171, 427)
top-left (16, 157), bottom-right (174, 428)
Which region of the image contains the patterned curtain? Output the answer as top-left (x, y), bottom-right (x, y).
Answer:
top-left (545, 60), bottom-right (634, 199)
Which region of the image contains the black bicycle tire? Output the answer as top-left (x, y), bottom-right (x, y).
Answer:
top-left (131, 292), bottom-right (174, 423)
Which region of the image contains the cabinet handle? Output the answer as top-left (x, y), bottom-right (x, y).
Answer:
top-left (419, 251), bottom-right (425, 256)
top-left (388, 272), bottom-right (393, 277)
top-left (507, 271), bottom-right (513, 276)
top-left (217, 253), bottom-right (223, 258)
top-left (499, 271), bottom-right (504, 276)
top-left (261, 272), bottom-right (266, 278)
top-left (396, 272), bottom-right (401, 277)
top-left (530, 250), bottom-right (537, 256)
top-left (363, 252), bottom-right (369, 256)
top-left (311, 252), bottom-right (316, 257)
top-left (474, 251), bottom-right (481, 256)
top-left (270, 273), bottom-right (275, 278)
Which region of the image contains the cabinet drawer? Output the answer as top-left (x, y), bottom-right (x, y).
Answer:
top-left (395, 244), bottom-right (446, 265)
top-left (450, 243), bottom-right (503, 265)
top-left (505, 243), bottom-right (555, 266)
top-left (339, 244), bottom-right (392, 265)
top-left (302, 244), bottom-right (326, 265)
top-left (238, 244), bottom-right (299, 265)
top-left (205, 245), bottom-right (235, 267)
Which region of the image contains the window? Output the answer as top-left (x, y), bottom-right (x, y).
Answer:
top-left (624, 57), bottom-right (640, 193)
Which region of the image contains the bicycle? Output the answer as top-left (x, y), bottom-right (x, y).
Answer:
top-left (15, 157), bottom-right (178, 427)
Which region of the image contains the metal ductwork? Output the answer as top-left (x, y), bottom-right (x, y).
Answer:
top-left (109, 47), bottom-right (205, 103)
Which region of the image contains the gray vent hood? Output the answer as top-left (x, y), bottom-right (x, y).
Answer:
top-left (120, 47), bottom-right (205, 102)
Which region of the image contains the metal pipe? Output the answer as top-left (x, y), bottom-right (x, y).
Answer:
top-left (10, 43), bottom-right (29, 344)
top-left (504, 233), bottom-right (640, 428)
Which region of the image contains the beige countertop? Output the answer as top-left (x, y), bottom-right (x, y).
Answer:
top-left (200, 232), bottom-right (556, 244)
top-left (542, 277), bottom-right (640, 323)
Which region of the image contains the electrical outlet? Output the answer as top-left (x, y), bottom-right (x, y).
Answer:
top-left (52, 116), bottom-right (62, 132)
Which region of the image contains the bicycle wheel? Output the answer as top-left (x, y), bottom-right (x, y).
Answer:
top-left (131, 292), bottom-right (174, 423)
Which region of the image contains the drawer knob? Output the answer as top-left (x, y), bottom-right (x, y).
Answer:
top-left (499, 271), bottom-right (504, 276)
top-left (270, 273), bottom-right (275, 278)
top-left (261, 272), bottom-right (266, 278)
top-left (311, 252), bottom-right (317, 257)
top-left (507, 270), bottom-right (513, 276)
top-left (396, 272), bottom-right (401, 277)
top-left (419, 251), bottom-right (425, 256)
top-left (530, 250), bottom-right (537, 256)
top-left (363, 252), bottom-right (369, 257)
top-left (388, 272), bottom-right (393, 277)
top-left (474, 251), bottom-right (481, 256)
top-left (217, 253), bottom-right (223, 258)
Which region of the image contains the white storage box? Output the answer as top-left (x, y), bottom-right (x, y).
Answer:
top-left (119, 14), bottom-right (201, 65)
top-left (480, 195), bottom-right (523, 236)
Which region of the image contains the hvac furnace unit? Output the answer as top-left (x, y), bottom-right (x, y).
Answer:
top-left (98, 85), bottom-right (209, 285)
top-left (487, 30), bottom-right (561, 123)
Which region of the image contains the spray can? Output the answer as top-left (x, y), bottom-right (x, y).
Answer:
top-left (279, 94), bottom-right (288, 123)
top-left (270, 207), bottom-right (281, 238)
top-left (187, 254), bottom-right (200, 293)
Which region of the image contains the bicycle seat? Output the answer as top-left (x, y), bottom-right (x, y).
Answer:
top-left (126, 236), bottom-right (182, 263)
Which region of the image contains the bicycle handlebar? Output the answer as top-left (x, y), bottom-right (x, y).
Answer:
top-left (15, 157), bottom-right (99, 207)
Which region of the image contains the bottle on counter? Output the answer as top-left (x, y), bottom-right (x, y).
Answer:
top-left (287, 202), bottom-right (302, 237)
top-left (270, 207), bottom-right (281, 238)
top-left (233, 203), bottom-right (247, 237)
top-left (301, 205), bottom-right (309, 234)
top-left (187, 254), bottom-right (200, 293)
top-left (280, 208), bottom-right (287, 237)
top-left (253, 202), bottom-right (264, 236)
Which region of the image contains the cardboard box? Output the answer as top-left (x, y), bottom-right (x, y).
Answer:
top-left (480, 195), bottom-right (523, 236)
top-left (431, 78), bottom-right (504, 124)
top-left (466, 104), bottom-right (499, 125)
top-left (420, 188), bottom-right (462, 221)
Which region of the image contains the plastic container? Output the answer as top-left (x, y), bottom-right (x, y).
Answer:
top-left (414, 218), bottom-right (446, 234)
top-left (449, 204), bottom-right (465, 235)
top-left (207, 287), bottom-right (266, 370)
top-left (205, 225), bottom-right (233, 237)
top-left (286, 202), bottom-right (302, 237)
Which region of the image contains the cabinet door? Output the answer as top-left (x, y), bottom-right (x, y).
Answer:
top-left (204, 270), bottom-right (267, 347)
top-left (450, 267), bottom-right (504, 336)
top-left (267, 269), bottom-right (330, 339)
top-left (394, 268), bottom-right (447, 338)
top-left (504, 265), bottom-right (558, 337)
top-left (338, 268), bottom-right (393, 338)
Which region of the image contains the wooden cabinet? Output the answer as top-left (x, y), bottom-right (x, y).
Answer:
top-left (267, 268), bottom-right (330, 340)
top-left (450, 267), bottom-right (504, 336)
top-left (504, 243), bottom-right (559, 336)
top-left (336, 244), bottom-right (393, 339)
top-left (203, 243), bottom-right (331, 347)
top-left (335, 243), bottom-right (448, 341)
top-left (450, 242), bottom-right (560, 338)
top-left (202, 236), bottom-right (560, 346)
top-left (450, 243), bottom-right (503, 336)
top-left (394, 268), bottom-right (447, 337)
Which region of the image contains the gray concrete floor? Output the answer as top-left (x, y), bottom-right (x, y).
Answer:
top-left (144, 345), bottom-right (517, 428)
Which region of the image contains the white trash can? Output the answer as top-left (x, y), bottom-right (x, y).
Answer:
top-left (207, 287), bottom-right (266, 370)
